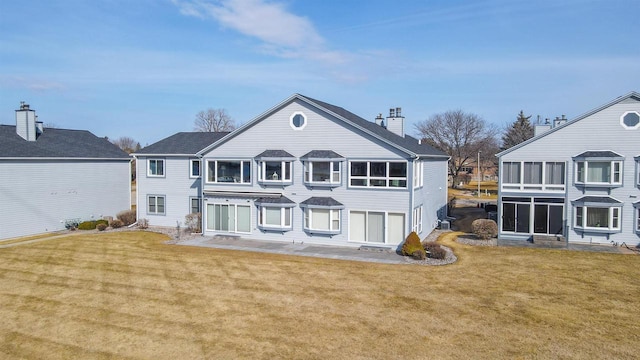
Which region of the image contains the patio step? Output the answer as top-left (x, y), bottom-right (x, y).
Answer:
top-left (532, 235), bottom-right (566, 247)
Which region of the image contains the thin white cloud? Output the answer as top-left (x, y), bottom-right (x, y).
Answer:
top-left (172, 0), bottom-right (348, 64)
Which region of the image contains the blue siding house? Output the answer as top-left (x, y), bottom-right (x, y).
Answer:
top-left (497, 91), bottom-right (640, 247)
top-left (0, 103), bottom-right (131, 239)
top-left (135, 94), bottom-right (449, 248)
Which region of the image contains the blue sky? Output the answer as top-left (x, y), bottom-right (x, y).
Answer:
top-left (1, 0), bottom-right (638, 146)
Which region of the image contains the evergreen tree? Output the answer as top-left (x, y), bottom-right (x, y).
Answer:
top-left (502, 111), bottom-right (534, 150)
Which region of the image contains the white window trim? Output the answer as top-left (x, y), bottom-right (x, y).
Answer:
top-left (289, 111), bottom-right (307, 130)
top-left (258, 206), bottom-right (293, 230)
top-left (304, 161), bottom-right (342, 186)
top-left (190, 159), bottom-right (201, 178)
top-left (412, 205), bottom-right (423, 234)
top-left (189, 197), bottom-right (201, 214)
top-left (348, 161), bottom-right (408, 189)
top-left (574, 160), bottom-right (622, 186)
top-left (147, 195), bottom-right (166, 215)
top-left (574, 205), bottom-right (622, 232)
top-left (501, 161), bottom-right (565, 192)
top-left (413, 161), bottom-right (424, 188)
top-left (304, 208), bottom-right (341, 234)
top-left (148, 158), bottom-right (165, 177)
top-left (205, 159), bottom-right (252, 184)
top-left (206, 203), bottom-right (252, 234)
top-left (620, 111), bottom-right (640, 130)
top-left (257, 160), bottom-right (292, 184)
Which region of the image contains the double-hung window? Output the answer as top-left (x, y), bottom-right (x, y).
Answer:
top-left (413, 161), bottom-right (423, 188)
top-left (148, 159), bottom-right (165, 177)
top-left (349, 161), bottom-right (407, 188)
top-left (412, 206), bottom-right (423, 234)
top-left (206, 160), bottom-right (251, 184)
top-left (190, 197), bottom-right (201, 214)
top-left (573, 151), bottom-right (623, 187)
top-left (148, 195), bottom-right (165, 215)
top-left (190, 159), bottom-right (201, 178)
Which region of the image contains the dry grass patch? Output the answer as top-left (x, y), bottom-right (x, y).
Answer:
top-left (0, 231), bottom-right (639, 359)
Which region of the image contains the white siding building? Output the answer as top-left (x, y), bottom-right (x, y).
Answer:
top-left (0, 103), bottom-right (131, 239)
top-left (497, 92), bottom-right (640, 247)
top-left (135, 94), bottom-right (449, 248)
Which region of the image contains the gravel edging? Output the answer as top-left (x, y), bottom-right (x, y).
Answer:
top-left (456, 235), bottom-right (497, 246)
top-left (402, 245), bottom-right (457, 266)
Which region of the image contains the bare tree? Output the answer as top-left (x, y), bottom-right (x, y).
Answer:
top-left (111, 136), bottom-right (138, 154)
top-left (415, 110), bottom-right (499, 188)
top-left (194, 108), bottom-right (236, 132)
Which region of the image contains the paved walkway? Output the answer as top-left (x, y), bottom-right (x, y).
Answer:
top-left (177, 235), bottom-right (410, 264)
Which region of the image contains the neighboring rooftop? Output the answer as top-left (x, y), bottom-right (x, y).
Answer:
top-left (0, 124), bottom-right (129, 159)
top-left (135, 132), bottom-right (230, 155)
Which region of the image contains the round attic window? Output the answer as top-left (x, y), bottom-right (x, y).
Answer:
top-left (290, 112), bottom-right (307, 130)
top-left (621, 111), bottom-right (640, 130)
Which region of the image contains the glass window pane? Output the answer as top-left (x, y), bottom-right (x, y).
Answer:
top-left (524, 162), bottom-right (542, 184)
top-left (545, 162), bottom-right (564, 185)
top-left (265, 161), bottom-right (282, 180)
top-left (311, 209), bottom-right (330, 230)
top-left (148, 197), bottom-right (156, 213)
top-left (389, 162), bottom-right (407, 177)
top-left (243, 161), bottom-right (251, 183)
top-left (350, 179), bottom-right (367, 186)
top-left (586, 207), bottom-right (608, 227)
top-left (388, 213), bottom-right (405, 244)
top-left (516, 203), bottom-right (530, 233)
top-left (265, 208), bottom-right (281, 226)
top-left (587, 162), bottom-right (610, 183)
top-left (367, 212), bottom-right (385, 243)
top-left (370, 162), bottom-right (386, 177)
top-left (284, 208), bottom-right (291, 227)
top-left (577, 162), bottom-right (584, 182)
top-left (237, 205), bottom-right (251, 232)
top-left (350, 211), bottom-right (366, 242)
top-left (312, 162), bottom-right (330, 182)
top-left (350, 162), bottom-right (367, 176)
top-left (192, 160), bottom-right (200, 176)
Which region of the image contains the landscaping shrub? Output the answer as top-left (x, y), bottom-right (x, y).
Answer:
top-left (411, 248), bottom-right (427, 260)
top-left (185, 213), bottom-right (202, 233)
top-left (77, 221), bottom-right (97, 230)
top-left (423, 241), bottom-right (447, 260)
top-left (96, 219), bottom-right (108, 227)
top-left (401, 232), bottom-right (424, 259)
top-left (110, 219), bottom-right (124, 229)
top-left (138, 218), bottom-right (149, 229)
top-left (96, 223), bottom-right (107, 231)
top-left (117, 209), bottom-right (136, 226)
top-left (471, 219), bottom-right (498, 240)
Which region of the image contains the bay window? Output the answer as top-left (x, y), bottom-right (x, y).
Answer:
top-left (573, 196), bottom-right (622, 232)
top-left (258, 160), bottom-right (292, 184)
top-left (573, 151), bottom-right (623, 187)
top-left (300, 197), bottom-right (344, 235)
top-left (256, 197), bottom-right (295, 231)
top-left (304, 161), bottom-right (341, 185)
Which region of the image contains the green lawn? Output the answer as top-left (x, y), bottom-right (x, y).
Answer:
top-left (0, 231), bottom-right (638, 359)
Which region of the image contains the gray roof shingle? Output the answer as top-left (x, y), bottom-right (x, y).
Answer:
top-left (299, 95), bottom-right (448, 157)
top-left (255, 150), bottom-right (295, 158)
top-left (255, 196), bottom-right (295, 205)
top-left (135, 132), bottom-right (229, 155)
top-left (572, 196), bottom-right (622, 204)
top-left (0, 125), bottom-right (129, 159)
top-left (574, 151), bottom-right (623, 158)
top-left (300, 197), bottom-right (344, 207)
top-left (300, 150), bottom-right (344, 159)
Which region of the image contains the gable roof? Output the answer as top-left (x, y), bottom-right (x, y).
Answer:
top-left (135, 131), bottom-right (230, 156)
top-left (197, 94), bottom-right (448, 159)
top-left (0, 125), bottom-right (129, 159)
top-left (497, 91), bottom-right (640, 158)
